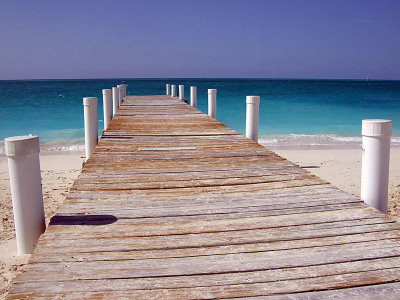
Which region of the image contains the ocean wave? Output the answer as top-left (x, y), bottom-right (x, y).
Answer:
top-left (40, 143), bottom-right (85, 153)
top-left (0, 140), bottom-right (84, 155)
top-left (392, 137), bottom-right (400, 145)
top-left (1, 134), bottom-right (399, 155)
top-left (259, 134), bottom-right (400, 149)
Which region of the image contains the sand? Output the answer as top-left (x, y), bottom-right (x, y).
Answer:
top-left (1, 148), bottom-right (400, 298)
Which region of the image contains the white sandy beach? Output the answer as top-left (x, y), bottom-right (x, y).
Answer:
top-left (1, 148), bottom-right (400, 297)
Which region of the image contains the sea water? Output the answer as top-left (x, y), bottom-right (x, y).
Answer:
top-left (0, 78), bottom-right (399, 153)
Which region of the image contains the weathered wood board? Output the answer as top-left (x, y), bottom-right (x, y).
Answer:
top-left (7, 95), bottom-right (400, 299)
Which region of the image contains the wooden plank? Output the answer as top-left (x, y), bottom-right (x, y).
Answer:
top-left (71, 172), bottom-right (323, 191)
top-left (32, 224), bottom-right (400, 261)
top-left (14, 239), bottom-right (400, 282)
top-left (9, 259), bottom-right (400, 295)
top-left (56, 193), bottom-right (362, 217)
top-left (69, 179), bottom-right (328, 198)
top-left (42, 206), bottom-right (385, 237)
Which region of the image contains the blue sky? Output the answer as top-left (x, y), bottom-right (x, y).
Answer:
top-left (0, 0), bottom-right (399, 79)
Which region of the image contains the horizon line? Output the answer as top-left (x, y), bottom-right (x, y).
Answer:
top-left (1, 77), bottom-right (399, 82)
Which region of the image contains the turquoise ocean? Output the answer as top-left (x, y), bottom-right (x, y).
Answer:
top-left (1, 78), bottom-right (399, 153)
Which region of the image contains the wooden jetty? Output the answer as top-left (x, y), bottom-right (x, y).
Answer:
top-left (7, 95), bottom-right (400, 299)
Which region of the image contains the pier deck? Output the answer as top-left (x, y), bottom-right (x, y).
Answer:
top-left (8, 95), bottom-right (400, 299)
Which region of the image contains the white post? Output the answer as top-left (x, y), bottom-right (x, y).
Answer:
top-left (246, 96), bottom-right (260, 143)
top-left (361, 119), bottom-right (392, 213)
top-left (83, 97), bottom-right (98, 161)
top-left (5, 135), bottom-right (45, 254)
top-left (120, 84), bottom-right (127, 98)
top-left (179, 85), bottom-right (184, 100)
top-left (171, 85), bottom-right (176, 97)
top-left (190, 86), bottom-right (197, 108)
top-left (112, 87), bottom-right (119, 116)
top-left (102, 89), bottom-right (112, 130)
top-left (117, 85), bottom-right (124, 105)
top-left (208, 89), bottom-right (217, 119)
top-left (166, 84), bottom-right (170, 95)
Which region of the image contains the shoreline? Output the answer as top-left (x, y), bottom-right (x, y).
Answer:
top-left (1, 133), bottom-right (400, 155)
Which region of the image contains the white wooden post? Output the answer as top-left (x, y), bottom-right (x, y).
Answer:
top-left (361, 119), bottom-right (392, 213)
top-left (166, 84), bottom-right (170, 95)
top-left (5, 135), bottom-right (45, 254)
top-left (102, 89), bottom-right (112, 130)
top-left (120, 84), bottom-right (127, 98)
top-left (117, 85), bottom-right (124, 105)
top-left (246, 96), bottom-right (260, 142)
top-left (171, 85), bottom-right (176, 97)
top-left (83, 97), bottom-right (98, 161)
top-left (179, 85), bottom-right (184, 100)
top-left (208, 89), bottom-right (217, 119)
top-left (112, 87), bottom-right (119, 116)
top-left (190, 86), bottom-right (197, 108)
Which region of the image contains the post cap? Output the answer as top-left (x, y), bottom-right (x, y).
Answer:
top-left (179, 85), bottom-right (184, 87)
top-left (102, 89), bottom-right (111, 95)
top-left (5, 135), bottom-right (40, 157)
top-left (362, 119), bottom-right (392, 137)
top-left (208, 89), bottom-right (217, 94)
top-left (83, 97), bottom-right (98, 106)
top-left (246, 96), bottom-right (260, 104)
